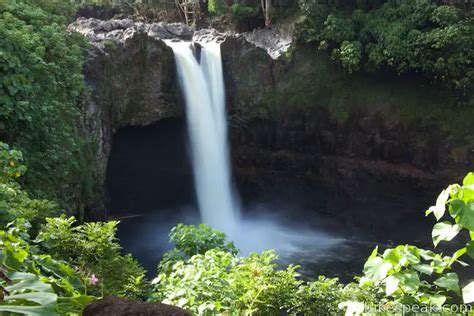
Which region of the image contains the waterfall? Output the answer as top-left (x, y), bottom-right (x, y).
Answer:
top-left (166, 41), bottom-right (240, 234)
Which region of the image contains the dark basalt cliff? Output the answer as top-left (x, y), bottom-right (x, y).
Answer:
top-left (72, 18), bottom-right (474, 231)
top-left (70, 18), bottom-right (186, 200)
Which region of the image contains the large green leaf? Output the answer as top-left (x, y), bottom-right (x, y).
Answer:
top-left (0, 305), bottom-right (58, 316)
top-left (434, 273), bottom-right (460, 292)
top-left (449, 199), bottom-right (466, 218)
top-left (457, 201), bottom-right (474, 231)
top-left (448, 247), bottom-right (467, 267)
top-left (426, 188), bottom-right (450, 220)
top-left (463, 173), bottom-right (474, 186)
top-left (363, 257), bottom-right (392, 282)
top-left (432, 222), bottom-right (461, 247)
top-left (398, 270), bottom-right (420, 293)
top-left (384, 275), bottom-right (399, 296)
top-left (463, 281), bottom-right (474, 303)
top-left (413, 264), bottom-right (433, 275)
top-left (420, 249), bottom-right (436, 260)
top-left (6, 273), bottom-right (53, 293)
top-left (467, 241), bottom-right (474, 259)
top-left (4, 292), bottom-right (57, 306)
top-left (382, 248), bottom-right (401, 266)
top-left (426, 294), bottom-right (446, 307)
top-left (399, 245), bottom-right (420, 265)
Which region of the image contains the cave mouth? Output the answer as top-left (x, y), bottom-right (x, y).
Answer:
top-left (106, 118), bottom-right (196, 216)
top-left (106, 118), bottom-right (435, 280)
top-left (105, 118), bottom-right (202, 272)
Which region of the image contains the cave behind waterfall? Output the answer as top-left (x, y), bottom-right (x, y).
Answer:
top-left (106, 118), bottom-right (196, 216)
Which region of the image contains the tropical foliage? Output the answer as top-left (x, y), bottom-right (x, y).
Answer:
top-left (0, 143), bottom-right (146, 314)
top-left (37, 215), bottom-right (147, 298)
top-left (0, 143), bottom-right (59, 231)
top-left (0, 145), bottom-right (94, 314)
top-left (338, 173), bottom-right (474, 314)
top-left (298, 0), bottom-right (474, 90)
top-left (0, 0), bottom-right (96, 208)
top-left (151, 224), bottom-right (371, 315)
top-left (1, 0), bottom-right (474, 315)
top-left (0, 219), bottom-right (94, 315)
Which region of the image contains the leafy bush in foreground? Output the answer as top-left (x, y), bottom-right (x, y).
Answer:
top-left (151, 223), bottom-right (370, 315)
top-left (0, 142), bottom-right (58, 229)
top-left (339, 172), bottom-right (474, 314)
top-left (0, 143), bottom-right (146, 314)
top-left (37, 215), bottom-right (147, 298)
top-left (0, 219), bottom-right (94, 315)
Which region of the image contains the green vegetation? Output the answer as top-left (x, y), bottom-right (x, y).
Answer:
top-left (0, 143), bottom-right (94, 314)
top-left (0, 219), bottom-right (94, 315)
top-left (37, 216), bottom-right (146, 298)
top-left (208, 0), bottom-right (227, 15)
top-left (1, 0), bottom-right (474, 314)
top-left (343, 172), bottom-right (474, 312)
top-left (0, 143), bottom-right (147, 313)
top-left (0, 0), bottom-right (96, 208)
top-left (0, 143), bottom-right (58, 229)
top-left (231, 3), bottom-right (260, 20)
top-left (151, 224), bottom-right (373, 315)
top-left (298, 0), bottom-right (474, 90)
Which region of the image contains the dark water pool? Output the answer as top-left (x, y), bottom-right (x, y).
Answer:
top-left (113, 203), bottom-right (433, 282)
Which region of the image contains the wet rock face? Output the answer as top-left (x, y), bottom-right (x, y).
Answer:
top-left (72, 18), bottom-right (188, 212)
top-left (220, 35), bottom-right (276, 121)
top-left (228, 108), bottom-right (464, 238)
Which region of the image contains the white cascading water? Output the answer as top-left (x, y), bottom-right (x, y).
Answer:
top-left (165, 39), bottom-right (341, 258)
top-left (166, 41), bottom-right (239, 234)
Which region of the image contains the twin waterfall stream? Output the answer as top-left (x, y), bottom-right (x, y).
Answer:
top-left (166, 39), bottom-right (339, 258)
top-left (166, 40), bottom-right (239, 236)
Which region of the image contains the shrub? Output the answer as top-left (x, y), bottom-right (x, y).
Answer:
top-left (231, 3), bottom-right (260, 20)
top-left (36, 215), bottom-right (147, 298)
top-left (152, 249), bottom-right (304, 314)
top-left (170, 223), bottom-right (237, 257)
top-left (340, 172), bottom-right (474, 314)
top-left (152, 224), bottom-right (366, 315)
top-left (0, 143), bottom-right (59, 229)
top-left (0, 0), bottom-right (97, 208)
top-left (298, 0), bottom-right (474, 90)
top-left (208, 0), bottom-right (227, 15)
top-left (0, 219), bottom-right (94, 314)
top-left (158, 223), bottom-right (238, 275)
